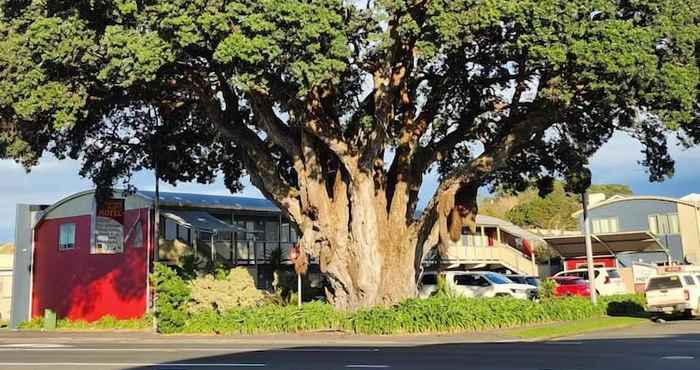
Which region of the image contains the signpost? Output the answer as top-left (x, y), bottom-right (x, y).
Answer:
top-left (289, 245), bottom-right (302, 307)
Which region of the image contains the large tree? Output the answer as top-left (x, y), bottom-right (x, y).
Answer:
top-left (1, 0), bottom-right (698, 309)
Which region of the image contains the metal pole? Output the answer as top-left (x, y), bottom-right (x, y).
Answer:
top-left (582, 193), bottom-right (598, 305)
top-left (297, 273), bottom-right (302, 307)
top-left (152, 162), bottom-right (160, 333)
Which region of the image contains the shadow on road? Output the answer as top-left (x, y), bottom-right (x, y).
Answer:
top-left (120, 329), bottom-right (700, 370)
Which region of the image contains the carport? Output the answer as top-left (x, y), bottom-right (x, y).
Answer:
top-left (544, 231), bottom-right (671, 269)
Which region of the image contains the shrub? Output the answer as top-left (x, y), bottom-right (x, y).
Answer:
top-left (17, 315), bottom-right (150, 330)
top-left (151, 262), bottom-right (191, 333)
top-left (539, 278), bottom-right (556, 300)
top-left (188, 267), bottom-right (266, 313)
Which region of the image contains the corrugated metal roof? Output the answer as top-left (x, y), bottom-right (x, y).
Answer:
top-left (137, 190), bottom-right (280, 213)
top-left (476, 215), bottom-right (546, 246)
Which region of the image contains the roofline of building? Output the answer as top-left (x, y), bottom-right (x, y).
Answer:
top-left (571, 195), bottom-right (699, 218)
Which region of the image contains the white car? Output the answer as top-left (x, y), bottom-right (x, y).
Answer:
top-left (646, 273), bottom-right (700, 318)
top-left (417, 271), bottom-right (538, 300)
top-left (553, 268), bottom-right (627, 296)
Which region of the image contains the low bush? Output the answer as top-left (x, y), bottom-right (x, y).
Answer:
top-left (17, 315), bottom-right (150, 330)
top-left (151, 262), bottom-right (191, 333)
top-left (188, 267), bottom-right (266, 314)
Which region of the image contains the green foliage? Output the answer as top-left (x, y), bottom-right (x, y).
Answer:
top-left (505, 181), bottom-right (581, 230)
top-left (17, 315), bottom-right (150, 331)
top-left (188, 267), bottom-right (266, 313)
top-left (539, 278), bottom-right (557, 300)
top-left (184, 301), bottom-right (349, 334)
top-left (588, 184), bottom-right (634, 198)
top-left (151, 262), bottom-right (191, 333)
top-left (433, 274), bottom-right (455, 298)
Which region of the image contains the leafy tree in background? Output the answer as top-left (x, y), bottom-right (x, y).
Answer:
top-left (1, 1), bottom-right (698, 308)
top-left (588, 184), bottom-right (633, 198)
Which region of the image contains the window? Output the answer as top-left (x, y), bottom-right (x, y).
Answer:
top-left (164, 218), bottom-right (177, 241)
top-left (684, 276), bottom-right (696, 285)
top-left (647, 276), bottom-right (682, 290)
top-left (59, 223), bottom-right (76, 250)
top-left (420, 274), bottom-right (438, 285)
top-left (484, 273), bottom-right (512, 285)
top-left (454, 274), bottom-right (490, 287)
top-left (591, 217), bottom-right (619, 233)
top-left (129, 220), bottom-right (143, 248)
top-left (649, 214), bottom-right (680, 235)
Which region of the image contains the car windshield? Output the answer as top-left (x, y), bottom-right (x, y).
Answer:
top-left (484, 273), bottom-right (513, 285)
top-left (420, 274), bottom-right (437, 285)
top-left (508, 276), bottom-right (526, 284)
top-left (558, 278), bottom-right (586, 286)
top-left (607, 270), bottom-right (621, 278)
top-left (647, 276), bottom-right (683, 291)
top-left (525, 277), bottom-right (540, 286)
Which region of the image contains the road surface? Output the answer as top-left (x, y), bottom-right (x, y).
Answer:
top-left (0, 319), bottom-right (699, 369)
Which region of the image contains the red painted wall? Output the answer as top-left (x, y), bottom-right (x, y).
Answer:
top-left (564, 256), bottom-right (617, 271)
top-left (32, 208), bottom-right (150, 321)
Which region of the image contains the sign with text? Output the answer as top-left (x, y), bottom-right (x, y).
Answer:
top-left (93, 198), bottom-right (125, 254)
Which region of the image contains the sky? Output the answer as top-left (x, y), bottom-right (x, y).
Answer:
top-left (2, 132), bottom-right (700, 243)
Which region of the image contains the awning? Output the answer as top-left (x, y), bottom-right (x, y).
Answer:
top-left (543, 231), bottom-right (669, 258)
top-left (161, 210), bottom-right (247, 234)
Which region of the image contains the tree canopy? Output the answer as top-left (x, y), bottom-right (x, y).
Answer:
top-left (1, 0), bottom-right (698, 307)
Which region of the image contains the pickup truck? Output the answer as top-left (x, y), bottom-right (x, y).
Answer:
top-left (646, 273), bottom-right (700, 318)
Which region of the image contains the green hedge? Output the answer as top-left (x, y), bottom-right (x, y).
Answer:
top-left (150, 263), bottom-right (646, 335)
top-left (175, 294), bottom-right (644, 335)
top-left (18, 315), bottom-right (151, 330)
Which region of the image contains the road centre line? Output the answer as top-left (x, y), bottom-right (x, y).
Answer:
top-left (346, 366), bottom-right (390, 368)
top-left (661, 356), bottom-right (695, 360)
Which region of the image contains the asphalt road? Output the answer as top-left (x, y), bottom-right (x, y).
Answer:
top-left (1, 320), bottom-right (700, 370)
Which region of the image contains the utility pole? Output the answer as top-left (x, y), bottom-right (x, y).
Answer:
top-left (581, 192), bottom-right (598, 305)
top-left (152, 159), bottom-right (161, 333)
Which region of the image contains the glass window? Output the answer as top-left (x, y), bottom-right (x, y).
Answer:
top-left (669, 214), bottom-right (680, 234)
top-left (420, 274), bottom-right (438, 285)
top-left (607, 269), bottom-right (621, 278)
top-left (280, 223), bottom-right (290, 243)
top-left (684, 276), bottom-right (696, 285)
top-left (592, 217), bottom-right (618, 233)
top-left (648, 216), bottom-right (659, 235)
top-left (484, 273), bottom-right (512, 285)
top-left (647, 276), bottom-right (682, 291)
top-left (59, 223), bottom-right (76, 250)
top-left (177, 225), bottom-right (190, 243)
top-left (164, 218), bottom-right (177, 241)
top-left (130, 220), bottom-right (143, 248)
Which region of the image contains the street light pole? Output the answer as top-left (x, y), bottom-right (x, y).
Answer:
top-left (581, 192), bottom-right (598, 305)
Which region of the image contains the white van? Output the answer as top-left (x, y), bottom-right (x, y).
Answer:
top-left (646, 274), bottom-right (700, 317)
top-left (553, 268), bottom-right (627, 296)
top-left (417, 271), bottom-right (538, 300)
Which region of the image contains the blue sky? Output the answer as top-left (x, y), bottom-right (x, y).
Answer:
top-left (2, 132), bottom-right (699, 243)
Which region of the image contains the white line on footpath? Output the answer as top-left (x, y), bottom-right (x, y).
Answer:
top-left (0, 344), bottom-right (73, 348)
top-left (0, 363), bottom-right (266, 367)
top-left (545, 341), bottom-right (583, 345)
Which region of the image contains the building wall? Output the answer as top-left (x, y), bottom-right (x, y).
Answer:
top-left (0, 254), bottom-right (12, 321)
top-left (678, 203), bottom-right (700, 264)
top-left (580, 199), bottom-right (683, 262)
top-left (32, 208), bottom-right (150, 321)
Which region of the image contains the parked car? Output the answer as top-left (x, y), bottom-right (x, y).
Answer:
top-left (417, 271), bottom-right (538, 300)
top-left (553, 268), bottom-right (627, 296)
top-left (506, 275), bottom-right (540, 287)
top-left (552, 276), bottom-right (590, 297)
top-left (646, 274), bottom-right (700, 318)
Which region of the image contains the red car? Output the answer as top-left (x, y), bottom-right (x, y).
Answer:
top-left (552, 276), bottom-right (591, 297)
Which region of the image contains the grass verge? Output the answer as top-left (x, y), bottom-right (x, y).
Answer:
top-left (505, 316), bottom-right (648, 340)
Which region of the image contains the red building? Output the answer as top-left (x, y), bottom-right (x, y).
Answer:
top-left (11, 189), bottom-right (298, 325)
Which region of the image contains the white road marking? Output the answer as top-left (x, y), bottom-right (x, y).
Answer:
top-left (0, 363), bottom-right (266, 367)
top-left (0, 344), bottom-right (73, 348)
top-left (345, 366), bottom-right (390, 368)
top-left (0, 347), bottom-right (379, 352)
top-left (675, 339), bottom-right (700, 343)
top-left (661, 356), bottom-right (695, 360)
